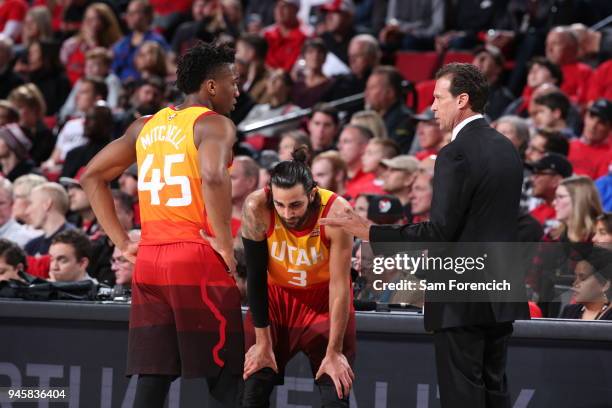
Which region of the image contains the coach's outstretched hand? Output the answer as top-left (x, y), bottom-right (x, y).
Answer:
top-left (320, 207), bottom-right (372, 241)
top-left (243, 343), bottom-right (278, 380)
top-left (316, 350), bottom-right (355, 399)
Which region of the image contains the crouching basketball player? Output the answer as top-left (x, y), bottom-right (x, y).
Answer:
top-left (241, 147), bottom-right (356, 407)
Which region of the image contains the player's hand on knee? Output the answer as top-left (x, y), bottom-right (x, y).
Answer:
top-left (243, 343), bottom-right (278, 380)
top-left (315, 351), bottom-right (354, 399)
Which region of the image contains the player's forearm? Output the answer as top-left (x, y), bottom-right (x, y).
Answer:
top-left (202, 169), bottom-right (233, 251)
top-left (327, 279), bottom-right (350, 354)
top-left (81, 175), bottom-right (129, 248)
top-left (254, 326), bottom-right (273, 346)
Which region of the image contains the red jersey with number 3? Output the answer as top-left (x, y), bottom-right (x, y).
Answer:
top-left (266, 188), bottom-right (338, 289)
top-left (136, 106), bottom-right (216, 246)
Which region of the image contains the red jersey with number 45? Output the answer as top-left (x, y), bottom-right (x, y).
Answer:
top-left (136, 106), bottom-right (216, 246)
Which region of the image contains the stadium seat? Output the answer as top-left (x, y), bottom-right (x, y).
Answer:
top-left (442, 51), bottom-right (474, 65)
top-left (395, 51), bottom-right (439, 83)
top-left (27, 255), bottom-right (50, 279)
top-left (415, 80), bottom-right (436, 113)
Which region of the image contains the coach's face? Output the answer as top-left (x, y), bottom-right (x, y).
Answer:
top-left (432, 76), bottom-right (460, 133)
top-left (271, 184), bottom-right (316, 229)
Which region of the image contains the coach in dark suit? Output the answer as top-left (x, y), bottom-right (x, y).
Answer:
top-left (321, 63), bottom-right (530, 408)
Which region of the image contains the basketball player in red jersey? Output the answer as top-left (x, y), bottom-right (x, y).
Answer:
top-left (81, 43), bottom-right (243, 407)
top-left (241, 147), bottom-right (356, 407)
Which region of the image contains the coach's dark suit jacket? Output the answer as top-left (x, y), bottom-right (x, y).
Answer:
top-left (370, 117), bottom-right (531, 331)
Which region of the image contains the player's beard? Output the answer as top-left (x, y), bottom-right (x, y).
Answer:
top-left (279, 195), bottom-right (320, 230)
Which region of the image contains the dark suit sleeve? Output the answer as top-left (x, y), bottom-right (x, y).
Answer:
top-left (370, 144), bottom-right (471, 245)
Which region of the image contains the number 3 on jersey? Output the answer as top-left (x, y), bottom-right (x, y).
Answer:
top-left (138, 154), bottom-right (192, 207)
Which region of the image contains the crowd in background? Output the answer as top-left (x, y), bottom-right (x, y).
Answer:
top-left (0, 0), bottom-right (611, 320)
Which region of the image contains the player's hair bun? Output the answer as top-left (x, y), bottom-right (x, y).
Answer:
top-left (291, 146), bottom-right (310, 165)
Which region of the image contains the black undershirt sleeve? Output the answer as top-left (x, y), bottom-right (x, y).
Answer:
top-left (242, 236), bottom-right (270, 328)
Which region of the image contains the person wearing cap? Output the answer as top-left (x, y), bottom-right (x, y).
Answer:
top-left (366, 194), bottom-right (404, 225)
top-left (472, 45), bottom-right (514, 121)
top-left (318, 0), bottom-right (356, 65)
top-left (263, 0), bottom-right (310, 72)
top-left (322, 64), bottom-right (530, 408)
top-left (528, 153), bottom-right (573, 233)
top-left (380, 154), bottom-right (419, 219)
top-left (413, 108), bottom-right (447, 160)
top-left (375, 0), bottom-right (444, 51)
top-left (568, 98), bottom-right (612, 180)
top-left (365, 65), bottom-right (416, 153)
top-left (337, 124), bottom-right (384, 201)
top-left (0, 123), bottom-right (36, 182)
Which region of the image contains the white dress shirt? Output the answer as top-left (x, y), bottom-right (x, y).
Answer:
top-left (451, 114), bottom-right (484, 142)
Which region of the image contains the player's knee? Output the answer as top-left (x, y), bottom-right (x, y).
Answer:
top-left (242, 368), bottom-right (277, 408)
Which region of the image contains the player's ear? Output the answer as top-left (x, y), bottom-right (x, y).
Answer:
top-left (204, 79), bottom-right (216, 96)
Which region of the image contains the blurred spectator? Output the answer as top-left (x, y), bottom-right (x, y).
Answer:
top-left (61, 104), bottom-right (113, 179)
top-left (0, 36), bottom-right (23, 99)
top-left (112, 0), bottom-right (169, 83)
top-left (530, 91), bottom-right (574, 138)
top-left (112, 189), bottom-right (135, 233)
top-left (528, 154), bottom-right (573, 233)
top-left (117, 76), bottom-right (165, 136)
top-left (171, 0), bottom-right (238, 56)
top-left (60, 3), bottom-right (122, 86)
top-left (0, 238), bottom-right (28, 282)
top-left (0, 0), bottom-right (27, 42)
top-left (409, 169), bottom-right (433, 222)
top-left (361, 138), bottom-right (399, 189)
top-left (318, 0), bottom-right (355, 67)
top-left (375, 0), bottom-right (444, 51)
top-left (324, 33), bottom-right (380, 101)
top-left (311, 150), bottom-right (347, 196)
top-left (338, 124), bottom-right (383, 200)
top-left (278, 129), bottom-right (311, 161)
top-left (551, 176), bottom-right (602, 242)
top-left (16, 39), bottom-right (71, 115)
top-left (238, 69), bottom-right (299, 138)
top-left (525, 129), bottom-right (570, 165)
top-left (24, 182), bottom-right (74, 256)
top-left (60, 47), bottom-right (121, 121)
top-left (365, 65), bottom-right (415, 153)
top-left (349, 110), bottom-right (388, 139)
top-left (471, 45), bottom-right (514, 121)
top-left (595, 170), bottom-right (612, 213)
top-left (504, 57), bottom-right (563, 118)
top-left (263, 0), bottom-right (310, 72)
top-left (593, 213), bottom-right (612, 245)
top-left (230, 156), bottom-right (259, 237)
top-left (0, 178), bottom-right (41, 247)
top-left (20, 6), bottom-right (53, 48)
top-left (568, 99), bottom-right (612, 180)
top-left (494, 115), bottom-right (530, 160)
top-left (44, 77), bottom-right (108, 173)
top-left (561, 259), bottom-right (611, 320)
top-left (291, 38), bottom-right (333, 108)
top-left (133, 40), bottom-right (168, 81)
top-left (412, 108), bottom-right (446, 160)
top-left (112, 229), bottom-right (140, 289)
top-left (119, 164), bottom-right (138, 198)
top-left (528, 83), bottom-right (583, 137)
top-left (569, 23), bottom-right (612, 66)
top-left (0, 100), bottom-right (18, 126)
top-left (11, 174), bottom-right (45, 224)
top-left (586, 60), bottom-right (612, 103)
top-left (0, 124), bottom-right (35, 181)
top-left (353, 193), bottom-right (368, 219)
top-left (545, 26), bottom-right (592, 106)
top-left (245, 0), bottom-right (276, 30)
top-left (256, 149), bottom-right (279, 189)
top-left (235, 34), bottom-right (270, 104)
top-left (48, 229), bottom-right (96, 283)
top-left (380, 154), bottom-right (419, 216)
top-left (307, 104), bottom-right (339, 154)
top-left (60, 170), bottom-right (100, 236)
top-left (8, 83), bottom-right (54, 165)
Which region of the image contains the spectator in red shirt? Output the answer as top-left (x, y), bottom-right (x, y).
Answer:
top-left (361, 138), bottom-right (400, 190)
top-left (545, 26), bottom-right (592, 106)
top-left (527, 153), bottom-right (573, 233)
top-left (230, 156), bottom-right (259, 238)
top-left (263, 0), bottom-right (310, 72)
top-left (338, 123), bottom-right (383, 200)
top-left (311, 150), bottom-right (347, 196)
top-left (568, 99), bottom-right (612, 180)
top-left (0, 0), bottom-right (27, 42)
top-left (412, 108), bottom-right (447, 160)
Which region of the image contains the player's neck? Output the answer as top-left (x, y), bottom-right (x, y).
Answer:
top-left (177, 95), bottom-right (214, 111)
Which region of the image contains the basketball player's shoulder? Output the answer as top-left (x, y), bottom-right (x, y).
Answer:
top-left (194, 112), bottom-right (236, 144)
top-left (242, 188), bottom-right (270, 240)
top-left (126, 114), bottom-right (155, 142)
